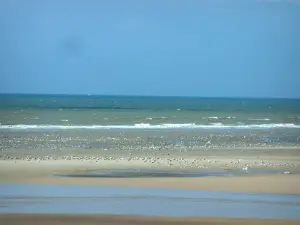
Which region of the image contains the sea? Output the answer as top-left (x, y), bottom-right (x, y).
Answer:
top-left (0, 94), bottom-right (300, 151)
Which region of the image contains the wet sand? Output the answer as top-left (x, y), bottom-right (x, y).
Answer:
top-left (1, 143), bottom-right (300, 222)
top-left (1, 150), bottom-right (300, 223)
top-left (2, 185), bottom-right (299, 219)
top-left (0, 215), bottom-right (299, 225)
top-left (0, 160), bottom-right (299, 194)
top-left (1, 132), bottom-right (300, 196)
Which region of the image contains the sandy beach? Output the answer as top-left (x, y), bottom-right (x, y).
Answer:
top-left (1, 135), bottom-right (300, 222)
top-left (1, 214), bottom-right (300, 225)
top-left (1, 129), bottom-right (300, 224)
top-left (0, 157), bottom-right (300, 194)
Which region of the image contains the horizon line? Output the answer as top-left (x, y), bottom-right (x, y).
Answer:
top-left (0, 92), bottom-right (299, 100)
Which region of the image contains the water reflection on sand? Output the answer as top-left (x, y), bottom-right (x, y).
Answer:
top-left (0, 185), bottom-right (300, 220)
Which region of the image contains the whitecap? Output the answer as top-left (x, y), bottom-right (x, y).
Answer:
top-left (1, 123), bottom-right (299, 130)
top-left (249, 118), bottom-right (270, 121)
top-left (203, 117), bottom-right (219, 119)
top-left (210, 123), bottom-right (223, 126)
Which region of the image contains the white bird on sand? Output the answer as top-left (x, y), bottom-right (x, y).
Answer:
top-left (242, 166), bottom-right (249, 171)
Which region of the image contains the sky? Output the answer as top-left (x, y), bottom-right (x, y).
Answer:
top-left (0, 0), bottom-right (299, 98)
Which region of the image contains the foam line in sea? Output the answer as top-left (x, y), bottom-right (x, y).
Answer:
top-left (0, 123), bottom-right (300, 130)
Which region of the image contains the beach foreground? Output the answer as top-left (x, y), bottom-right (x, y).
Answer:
top-left (1, 134), bottom-right (300, 222)
top-left (0, 160), bottom-right (299, 194)
top-left (1, 215), bottom-right (299, 225)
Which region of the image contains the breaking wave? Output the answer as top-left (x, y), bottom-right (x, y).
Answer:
top-left (249, 118), bottom-right (271, 121)
top-left (0, 123), bottom-right (300, 130)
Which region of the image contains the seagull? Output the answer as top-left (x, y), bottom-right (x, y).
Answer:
top-left (242, 166), bottom-right (249, 171)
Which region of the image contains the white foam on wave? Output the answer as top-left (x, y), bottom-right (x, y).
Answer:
top-left (249, 118), bottom-right (271, 121)
top-left (210, 123), bottom-right (223, 126)
top-left (203, 117), bottom-right (219, 119)
top-left (23, 117), bottom-right (40, 120)
top-left (1, 123), bottom-right (300, 130)
top-left (203, 116), bottom-right (236, 120)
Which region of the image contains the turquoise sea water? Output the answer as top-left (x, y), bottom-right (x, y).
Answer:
top-left (1, 94), bottom-right (300, 149)
top-left (0, 94), bottom-right (300, 129)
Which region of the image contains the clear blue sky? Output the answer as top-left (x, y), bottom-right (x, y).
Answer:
top-left (0, 0), bottom-right (299, 98)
